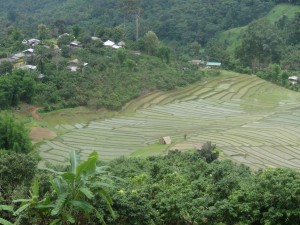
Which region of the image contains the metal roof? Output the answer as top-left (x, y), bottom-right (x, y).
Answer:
top-left (206, 62), bottom-right (221, 66)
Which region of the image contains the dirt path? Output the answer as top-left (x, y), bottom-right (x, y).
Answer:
top-left (27, 106), bottom-right (57, 144)
top-left (29, 106), bottom-right (43, 120)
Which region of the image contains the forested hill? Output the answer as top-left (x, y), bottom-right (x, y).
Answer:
top-left (0, 0), bottom-right (277, 45)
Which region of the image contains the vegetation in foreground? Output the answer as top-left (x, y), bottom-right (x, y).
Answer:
top-left (1, 114), bottom-right (300, 225)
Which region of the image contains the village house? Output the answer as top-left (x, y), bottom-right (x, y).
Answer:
top-left (288, 76), bottom-right (298, 85)
top-left (112, 45), bottom-right (121, 49)
top-left (104, 40), bottom-right (115, 47)
top-left (118, 41), bottom-right (125, 47)
top-left (69, 40), bottom-right (82, 48)
top-left (10, 52), bottom-right (25, 62)
top-left (23, 48), bottom-right (34, 55)
top-left (58, 33), bottom-right (71, 39)
top-left (66, 59), bottom-right (88, 72)
top-left (21, 65), bottom-right (37, 70)
top-left (27, 39), bottom-right (41, 47)
top-left (22, 39), bottom-right (28, 45)
top-left (190, 60), bottom-right (205, 65)
top-left (67, 59), bottom-right (80, 72)
top-left (206, 62), bottom-right (222, 68)
top-left (104, 40), bottom-right (123, 49)
top-left (160, 136), bottom-right (172, 145)
top-left (91, 36), bottom-right (102, 41)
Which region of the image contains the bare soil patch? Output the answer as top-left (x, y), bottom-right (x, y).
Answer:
top-left (30, 127), bottom-right (57, 144)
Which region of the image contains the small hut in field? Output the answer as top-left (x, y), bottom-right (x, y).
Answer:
top-left (160, 136), bottom-right (172, 145)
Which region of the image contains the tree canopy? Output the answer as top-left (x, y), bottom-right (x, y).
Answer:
top-left (0, 112), bottom-right (32, 153)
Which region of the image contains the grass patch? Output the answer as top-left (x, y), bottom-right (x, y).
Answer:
top-left (41, 107), bottom-right (117, 129)
top-left (130, 143), bottom-right (169, 158)
top-left (265, 3), bottom-right (300, 22)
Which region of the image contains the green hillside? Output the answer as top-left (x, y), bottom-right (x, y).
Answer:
top-left (266, 3), bottom-right (300, 21)
top-left (0, 0), bottom-right (275, 45)
top-left (217, 3), bottom-right (300, 56)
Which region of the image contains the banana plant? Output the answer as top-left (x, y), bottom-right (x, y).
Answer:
top-left (47, 150), bottom-right (116, 225)
top-left (12, 150), bottom-right (116, 225)
top-left (12, 178), bottom-right (54, 224)
top-left (0, 205), bottom-right (13, 225)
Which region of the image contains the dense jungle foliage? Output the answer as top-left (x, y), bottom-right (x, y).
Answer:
top-left (0, 0), bottom-right (289, 45)
top-left (1, 145), bottom-right (300, 225)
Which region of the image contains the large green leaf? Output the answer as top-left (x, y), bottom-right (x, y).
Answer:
top-left (70, 150), bottom-right (80, 175)
top-left (0, 205), bottom-right (13, 212)
top-left (69, 200), bottom-right (94, 213)
top-left (92, 182), bottom-right (114, 189)
top-left (51, 177), bottom-right (66, 195)
top-left (99, 189), bottom-right (113, 205)
top-left (12, 199), bottom-right (32, 203)
top-left (41, 168), bottom-right (64, 175)
top-left (76, 151), bottom-right (98, 178)
top-left (95, 210), bottom-right (106, 225)
top-left (51, 193), bottom-right (69, 216)
top-left (66, 213), bottom-right (75, 224)
top-left (49, 219), bottom-right (61, 225)
top-left (32, 179), bottom-right (39, 200)
top-left (95, 166), bottom-right (110, 174)
top-left (62, 172), bottom-right (76, 182)
top-left (35, 204), bottom-right (55, 209)
top-left (13, 203), bottom-right (30, 216)
top-left (99, 189), bottom-right (115, 218)
top-left (79, 187), bottom-right (94, 199)
top-left (0, 218), bottom-right (13, 225)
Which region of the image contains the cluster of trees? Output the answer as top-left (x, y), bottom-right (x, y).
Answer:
top-left (237, 11), bottom-right (300, 69)
top-left (0, 112), bottom-right (32, 153)
top-left (229, 11), bottom-right (300, 88)
top-left (0, 0), bottom-right (277, 48)
top-left (2, 143), bottom-right (300, 224)
top-left (0, 69), bottom-right (36, 109)
top-left (108, 151), bottom-right (300, 224)
top-left (0, 112), bottom-right (37, 224)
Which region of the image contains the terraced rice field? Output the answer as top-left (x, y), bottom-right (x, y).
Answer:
top-left (39, 72), bottom-right (300, 170)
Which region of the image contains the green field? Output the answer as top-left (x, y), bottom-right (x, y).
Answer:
top-left (38, 71), bottom-right (300, 170)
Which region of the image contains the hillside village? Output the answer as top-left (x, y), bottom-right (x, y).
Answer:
top-left (1, 33), bottom-right (225, 76)
top-left (0, 35), bottom-right (127, 74)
